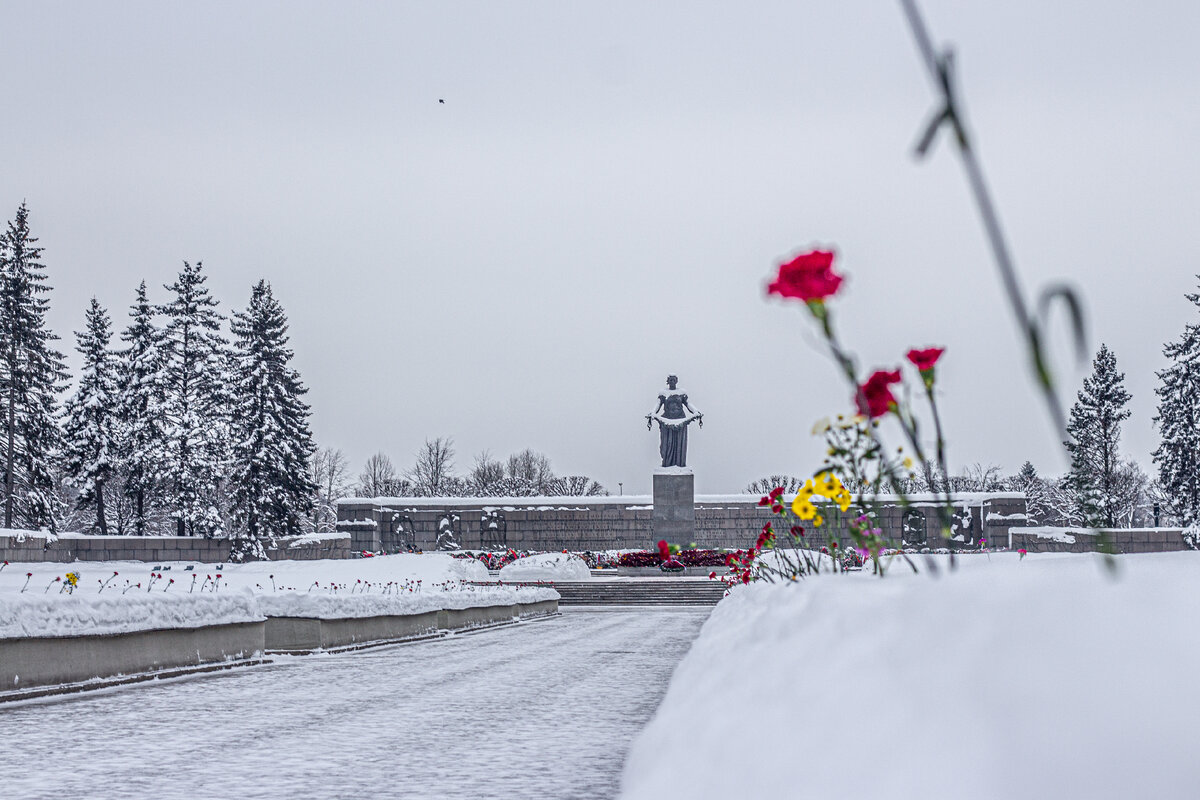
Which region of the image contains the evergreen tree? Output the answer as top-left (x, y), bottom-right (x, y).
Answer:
top-left (160, 261), bottom-right (229, 537)
top-left (1011, 461), bottom-right (1050, 525)
top-left (62, 299), bottom-right (118, 534)
top-left (115, 281), bottom-right (169, 534)
top-left (1153, 279), bottom-right (1200, 528)
top-left (0, 203), bottom-right (68, 530)
top-left (229, 280), bottom-right (317, 557)
top-left (1065, 343), bottom-right (1132, 528)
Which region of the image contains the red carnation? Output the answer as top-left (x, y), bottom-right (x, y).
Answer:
top-left (906, 347), bottom-right (944, 373)
top-left (767, 250), bottom-right (844, 304)
top-left (855, 369), bottom-right (902, 418)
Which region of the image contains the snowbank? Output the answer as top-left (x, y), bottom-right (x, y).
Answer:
top-left (499, 553), bottom-right (590, 581)
top-left (284, 531), bottom-right (350, 548)
top-left (0, 589), bottom-right (263, 639)
top-left (257, 585), bottom-right (558, 620)
top-left (0, 554), bottom-right (509, 638)
top-left (620, 552), bottom-right (1200, 800)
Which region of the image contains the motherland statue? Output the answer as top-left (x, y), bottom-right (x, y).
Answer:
top-left (645, 375), bottom-right (703, 468)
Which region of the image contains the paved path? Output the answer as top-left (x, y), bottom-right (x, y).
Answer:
top-left (0, 608), bottom-right (709, 800)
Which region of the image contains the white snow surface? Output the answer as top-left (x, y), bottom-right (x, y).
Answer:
top-left (0, 553), bottom-right (539, 638)
top-left (499, 552), bottom-right (591, 581)
top-left (621, 552), bottom-right (1200, 800)
top-left (0, 589), bottom-right (263, 639)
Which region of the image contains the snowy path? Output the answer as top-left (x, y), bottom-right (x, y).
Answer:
top-left (0, 608), bottom-right (709, 800)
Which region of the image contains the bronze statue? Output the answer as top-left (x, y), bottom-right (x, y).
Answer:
top-left (646, 375), bottom-right (703, 467)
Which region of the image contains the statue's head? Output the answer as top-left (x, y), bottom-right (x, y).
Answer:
top-left (666, 374), bottom-right (679, 389)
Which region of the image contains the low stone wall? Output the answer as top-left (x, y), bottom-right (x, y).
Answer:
top-left (1010, 527), bottom-right (1190, 554)
top-left (0, 532), bottom-right (350, 564)
top-left (0, 620), bottom-right (265, 695)
top-left (265, 611), bottom-right (441, 653)
top-left (2, 599), bottom-right (559, 698)
top-left (266, 599), bottom-right (558, 654)
top-left (339, 493), bottom-right (1029, 553)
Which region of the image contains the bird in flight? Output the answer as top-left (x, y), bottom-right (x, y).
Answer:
top-left (438, 98), bottom-right (445, 104)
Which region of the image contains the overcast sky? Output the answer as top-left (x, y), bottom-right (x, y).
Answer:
top-left (2, 1), bottom-right (1197, 494)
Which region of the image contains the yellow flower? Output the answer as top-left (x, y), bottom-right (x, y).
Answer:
top-left (903, 456), bottom-right (915, 470)
top-left (792, 472), bottom-right (852, 524)
top-left (811, 417), bottom-right (832, 436)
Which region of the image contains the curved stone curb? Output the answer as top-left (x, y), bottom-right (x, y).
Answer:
top-left (0, 599), bottom-right (559, 700)
top-left (266, 598), bottom-right (559, 654)
top-left (0, 620), bottom-right (265, 698)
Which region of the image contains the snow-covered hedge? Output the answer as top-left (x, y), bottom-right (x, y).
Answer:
top-left (499, 553), bottom-right (590, 581)
top-left (0, 590), bottom-right (263, 639)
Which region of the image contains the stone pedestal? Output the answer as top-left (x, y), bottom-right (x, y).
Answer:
top-left (653, 469), bottom-right (695, 544)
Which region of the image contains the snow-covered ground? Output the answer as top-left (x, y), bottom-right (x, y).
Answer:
top-left (0, 554), bottom-right (559, 637)
top-left (0, 608), bottom-right (709, 800)
top-left (499, 552), bottom-right (591, 581)
top-left (620, 551), bottom-right (1200, 800)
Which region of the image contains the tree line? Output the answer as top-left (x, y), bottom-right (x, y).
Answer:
top-left (0, 202), bottom-right (609, 548)
top-left (0, 203), bottom-right (316, 557)
top-left (307, 439), bottom-right (607, 531)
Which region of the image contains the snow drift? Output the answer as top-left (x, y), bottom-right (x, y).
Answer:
top-left (620, 551), bottom-right (1200, 800)
top-left (499, 553), bottom-right (591, 581)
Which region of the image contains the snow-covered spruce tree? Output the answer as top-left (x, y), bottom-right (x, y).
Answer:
top-left (160, 261), bottom-right (230, 537)
top-left (0, 203), bottom-right (69, 530)
top-left (1010, 461), bottom-right (1050, 525)
top-left (1153, 278), bottom-right (1200, 531)
top-left (115, 281), bottom-right (169, 534)
top-left (229, 280), bottom-right (317, 559)
top-left (62, 299), bottom-right (119, 534)
top-left (1064, 343), bottom-right (1132, 528)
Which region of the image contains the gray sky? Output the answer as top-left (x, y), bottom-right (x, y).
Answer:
top-left (3, 1), bottom-right (1198, 494)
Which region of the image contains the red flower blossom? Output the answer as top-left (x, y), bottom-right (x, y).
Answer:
top-left (757, 496), bottom-right (770, 507)
top-left (790, 525), bottom-right (804, 537)
top-left (767, 250), bottom-right (843, 304)
top-left (855, 369), bottom-right (902, 418)
top-left (906, 347), bottom-right (945, 373)
top-left (768, 487), bottom-right (784, 500)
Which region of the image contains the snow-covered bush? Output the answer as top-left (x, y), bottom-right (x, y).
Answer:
top-left (499, 553), bottom-right (590, 582)
top-left (1184, 521), bottom-right (1200, 551)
